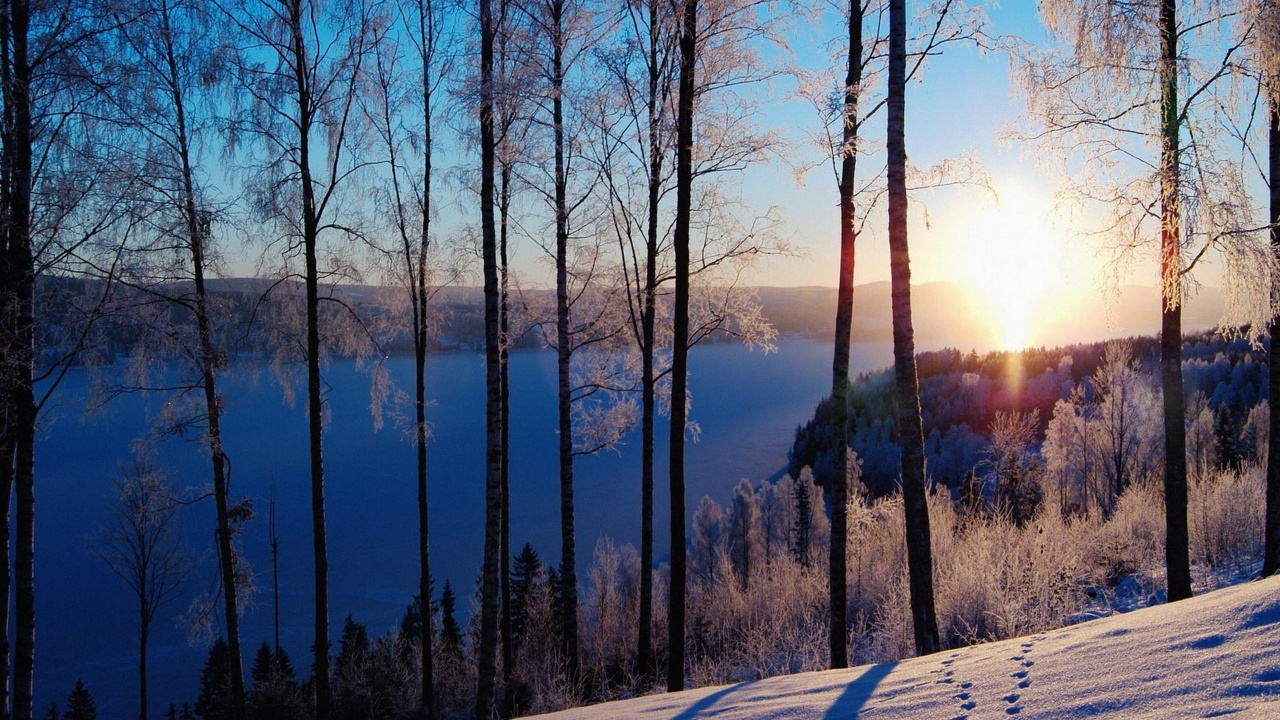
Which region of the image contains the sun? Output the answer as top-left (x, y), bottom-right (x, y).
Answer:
top-left (961, 183), bottom-right (1064, 351)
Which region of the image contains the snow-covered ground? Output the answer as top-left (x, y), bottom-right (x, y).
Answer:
top-left (531, 576), bottom-right (1280, 719)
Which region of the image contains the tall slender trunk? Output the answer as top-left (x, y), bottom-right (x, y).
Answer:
top-left (499, 161), bottom-right (512, 686)
top-left (1158, 0), bottom-right (1192, 602)
top-left (475, 0), bottom-right (503, 712)
top-left (1264, 98), bottom-right (1280, 578)
top-left (162, 8), bottom-right (246, 712)
top-left (414, 286), bottom-right (433, 720)
top-left (415, 4), bottom-right (437, 711)
top-left (667, 0), bottom-right (696, 693)
top-left (286, 0), bottom-right (333, 711)
top-left (8, 0), bottom-right (35, 714)
top-left (887, 0), bottom-right (939, 657)
top-left (0, 15), bottom-right (13, 719)
top-left (828, 0), bottom-right (862, 671)
top-left (270, 495), bottom-right (280, 655)
top-left (636, 0), bottom-right (661, 677)
top-left (0, 425), bottom-right (10, 720)
top-left (550, 0), bottom-right (579, 677)
top-left (139, 614), bottom-right (148, 720)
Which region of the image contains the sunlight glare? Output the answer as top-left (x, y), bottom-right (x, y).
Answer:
top-left (963, 183), bottom-right (1063, 351)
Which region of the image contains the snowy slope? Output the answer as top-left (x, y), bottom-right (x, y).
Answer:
top-left (531, 576), bottom-right (1280, 719)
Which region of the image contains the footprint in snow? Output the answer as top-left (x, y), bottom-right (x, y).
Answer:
top-left (1011, 670), bottom-right (1028, 680)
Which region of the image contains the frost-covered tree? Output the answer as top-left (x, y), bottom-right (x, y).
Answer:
top-left (361, 1), bottom-right (454, 713)
top-left (1012, 0), bottom-right (1277, 602)
top-left (220, 0), bottom-right (387, 711)
top-left (691, 496), bottom-right (728, 586)
top-left (104, 3), bottom-right (248, 711)
top-left (759, 474), bottom-right (796, 564)
top-left (728, 479), bottom-right (763, 588)
top-left (97, 453), bottom-right (193, 720)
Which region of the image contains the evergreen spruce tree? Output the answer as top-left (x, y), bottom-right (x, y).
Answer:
top-left (792, 473), bottom-right (813, 568)
top-left (195, 639), bottom-right (233, 720)
top-left (248, 641), bottom-right (303, 720)
top-left (439, 582), bottom-right (463, 655)
top-left (509, 544), bottom-right (542, 654)
top-left (44, 704), bottom-right (58, 720)
top-left (398, 595), bottom-right (424, 671)
top-left (62, 680), bottom-right (96, 720)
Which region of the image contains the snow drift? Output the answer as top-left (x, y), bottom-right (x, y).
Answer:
top-left (531, 575), bottom-right (1280, 719)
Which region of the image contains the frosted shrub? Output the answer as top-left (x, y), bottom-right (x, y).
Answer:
top-left (845, 492), bottom-right (907, 664)
top-left (534, 459), bottom-right (1268, 715)
top-left (1081, 484), bottom-right (1165, 598)
top-left (729, 560), bottom-right (828, 679)
top-left (1189, 465), bottom-right (1263, 575)
top-left (582, 537), bottom-right (641, 689)
top-left (935, 505), bottom-right (1088, 645)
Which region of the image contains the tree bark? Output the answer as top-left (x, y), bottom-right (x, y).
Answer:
top-left (475, 0), bottom-right (503, 712)
top-left (828, 0), bottom-right (862, 671)
top-left (8, 0), bottom-right (36, 713)
top-left (888, 0), bottom-right (940, 658)
top-left (637, 0), bottom-right (662, 678)
top-left (162, 6), bottom-right (247, 709)
top-left (414, 3), bottom-right (437, 711)
top-left (0, 14), bottom-right (13, 718)
top-left (284, 0), bottom-right (334, 712)
top-left (499, 161), bottom-right (512, 687)
top-left (139, 614), bottom-right (148, 720)
top-left (0, 421), bottom-right (10, 720)
top-left (1158, 0), bottom-right (1192, 602)
top-left (550, 0), bottom-right (579, 678)
top-left (1264, 97), bottom-right (1280, 578)
top-left (667, 0), bottom-right (696, 693)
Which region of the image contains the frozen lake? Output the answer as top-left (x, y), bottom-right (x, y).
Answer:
top-left (33, 337), bottom-right (893, 715)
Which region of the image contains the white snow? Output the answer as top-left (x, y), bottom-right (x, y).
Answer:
top-left (530, 576), bottom-right (1280, 719)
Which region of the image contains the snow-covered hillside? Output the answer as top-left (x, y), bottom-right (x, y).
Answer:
top-left (531, 576), bottom-right (1280, 719)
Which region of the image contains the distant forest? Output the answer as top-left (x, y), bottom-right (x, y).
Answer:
top-left (791, 333), bottom-right (1267, 498)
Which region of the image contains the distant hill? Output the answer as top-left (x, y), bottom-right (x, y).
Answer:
top-left (754, 281), bottom-right (1225, 351)
top-left (183, 278), bottom-right (1228, 353)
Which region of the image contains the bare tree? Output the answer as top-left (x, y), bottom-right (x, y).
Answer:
top-left (475, 0), bottom-right (503, 712)
top-left (0, 4), bottom-right (141, 717)
top-left (826, 0), bottom-right (862, 670)
top-left (362, 0), bottom-right (455, 713)
top-left (1244, 0), bottom-right (1280, 578)
top-left (888, 0), bottom-right (939, 656)
top-left (1013, 0), bottom-right (1274, 601)
top-left (219, 0), bottom-right (384, 715)
top-left (668, 0), bottom-right (696, 690)
top-left (98, 452), bottom-right (193, 720)
top-left (591, 0), bottom-right (783, 680)
top-left (513, 0), bottom-right (620, 674)
top-left (96, 2), bottom-right (253, 714)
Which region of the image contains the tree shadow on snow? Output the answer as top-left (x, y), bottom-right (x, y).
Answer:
top-left (822, 662), bottom-right (897, 720)
top-left (670, 682), bottom-right (753, 720)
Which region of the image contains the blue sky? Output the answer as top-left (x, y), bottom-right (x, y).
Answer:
top-left (754, 1), bottom-right (1087, 288)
